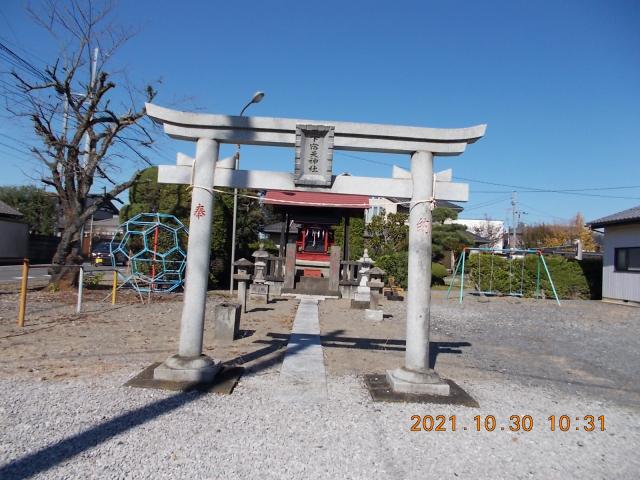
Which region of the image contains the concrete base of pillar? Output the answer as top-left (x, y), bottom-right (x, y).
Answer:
top-left (249, 283), bottom-right (269, 304)
top-left (353, 290), bottom-right (371, 302)
top-left (153, 354), bottom-right (221, 383)
top-left (386, 367), bottom-right (450, 396)
top-left (266, 281), bottom-right (283, 296)
top-left (365, 308), bottom-right (383, 321)
top-left (350, 299), bottom-right (370, 309)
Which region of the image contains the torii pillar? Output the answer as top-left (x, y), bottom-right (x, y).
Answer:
top-left (386, 151), bottom-right (450, 395)
top-left (154, 138), bottom-right (222, 382)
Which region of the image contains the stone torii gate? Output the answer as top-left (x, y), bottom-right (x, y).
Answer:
top-left (147, 103), bottom-right (486, 395)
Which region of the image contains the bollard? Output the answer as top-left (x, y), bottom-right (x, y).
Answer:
top-left (17, 258), bottom-right (29, 327)
top-left (111, 270), bottom-right (118, 305)
top-left (76, 266), bottom-right (84, 313)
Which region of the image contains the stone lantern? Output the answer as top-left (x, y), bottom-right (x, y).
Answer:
top-left (233, 258), bottom-right (253, 312)
top-left (351, 249), bottom-right (375, 309)
top-left (250, 244), bottom-right (270, 303)
top-left (365, 266), bottom-right (386, 321)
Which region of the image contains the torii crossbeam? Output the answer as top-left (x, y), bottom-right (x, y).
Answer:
top-left (146, 103), bottom-right (486, 396)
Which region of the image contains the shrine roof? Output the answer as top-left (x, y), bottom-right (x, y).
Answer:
top-left (264, 190), bottom-right (370, 209)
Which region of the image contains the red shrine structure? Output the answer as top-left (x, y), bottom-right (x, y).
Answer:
top-left (263, 190), bottom-right (369, 276)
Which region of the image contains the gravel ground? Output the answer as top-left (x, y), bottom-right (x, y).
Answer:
top-left (1, 290), bottom-right (639, 479)
top-left (321, 292), bottom-right (640, 409)
top-left (1, 373), bottom-right (638, 479)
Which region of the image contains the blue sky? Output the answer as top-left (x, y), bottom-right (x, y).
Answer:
top-left (1, 0), bottom-right (639, 227)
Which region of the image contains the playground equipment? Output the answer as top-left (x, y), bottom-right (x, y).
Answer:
top-left (447, 248), bottom-right (561, 305)
top-left (110, 213), bottom-right (188, 293)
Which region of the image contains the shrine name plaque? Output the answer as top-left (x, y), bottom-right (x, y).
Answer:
top-left (294, 124), bottom-right (335, 187)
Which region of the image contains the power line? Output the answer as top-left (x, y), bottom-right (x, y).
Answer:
top-left (0, 131), bottom-right (33, 148)
top-left (518, 202), bottom-right (572, 223)
top-left (0, 40), bottom-right (48, 82)
top-left (0, 33), bottom-right (48, 65)
top-left (0, 140), bottom-right (32, 155)
top-left (334, 151), bottom-right (399, 167)
top-left (0, 147), bottom-right (33, 161)
top-left (335, 152), bottom-right (640, 199)
top-left (460, 196), bottom-right (512, 213)
top-left (455, 176), bottom-right (640, 200)
top-left (472, 186), bottom-right (640, 193)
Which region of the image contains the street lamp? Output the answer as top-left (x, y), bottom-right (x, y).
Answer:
top-left (240, 91), bottom-right (265, 116)
top-left (229, 91), bottom-right (265, 294)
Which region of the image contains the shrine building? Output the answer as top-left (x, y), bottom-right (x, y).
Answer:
top-left (263, 189), bottom-right (368, 279)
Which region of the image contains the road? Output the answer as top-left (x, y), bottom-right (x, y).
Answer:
top-left (0, 264), bottom-right (125, 283)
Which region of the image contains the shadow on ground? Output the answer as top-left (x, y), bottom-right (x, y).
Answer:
top-left (0, 328), bottom-right (332, 479)
top-left (0, 327), bottom-right (469, 479)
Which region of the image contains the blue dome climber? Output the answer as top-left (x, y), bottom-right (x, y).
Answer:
top-left (110, 213), bottom-right (188, 293)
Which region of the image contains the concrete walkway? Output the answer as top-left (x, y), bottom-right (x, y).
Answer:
top-left (275, 296), bottom-right (327, 403)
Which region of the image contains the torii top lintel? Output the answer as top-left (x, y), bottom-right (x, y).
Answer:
top-left (145, 103), bottom-right (486, 156)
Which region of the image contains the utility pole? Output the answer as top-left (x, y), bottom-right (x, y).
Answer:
top-left (82, 47), bottom-right (99, 167)
top-left (62, 97), bottom-right (69, 140)
top-left (511, 191), bottom-right (517, 249)
top-left (80, 47), bottom-right (99, 257)
top-left (509, 192), bottom-right (528, 249)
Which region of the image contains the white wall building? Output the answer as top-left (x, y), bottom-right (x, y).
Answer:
top-left (365, 197), bottom-right (398, 223)
top-left (589, 206), bottom-right (640, 306)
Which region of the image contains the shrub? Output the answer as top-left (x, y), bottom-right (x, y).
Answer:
top-left (248, 239), bottom-right (279, 255)
top-left (431, 263), bottom-right (448, 285)
top-left (375, 251), bottom-right (448, 288)
top-left (83, 272), bottom-right (104, 289)
top-left (376, 252), bottom-right (408, 289)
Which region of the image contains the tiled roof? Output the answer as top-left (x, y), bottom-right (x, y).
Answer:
top-left (0, 200), bottom-right (24, 218)
top-left (392, 198), bottom-right (463, 212)
top-left (262, 221), bottom-right (300, 234)
top-left (264, 190), bottom-right (369, 209)
top-left (588, 205), bottom-right (640, 228)
top-left (467, 231), bottom-right (492, 244)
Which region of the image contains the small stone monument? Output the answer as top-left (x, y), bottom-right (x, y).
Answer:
top-left (233, 258), bottom-right (253, 312)
top-left (365, 266), bottom-right (386, 321)
top-left (213, 301), bottom-right (241, 344)
top-left (250, 244), bottom-right (270, 304)
top-left (351, 249), bottom-right (374, 309)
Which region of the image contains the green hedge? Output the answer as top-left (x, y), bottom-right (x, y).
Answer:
top-left (375, 251), bottom-right (447, 288)
top-left (431, 263), bottom-right (448, 285)
top-left (463, 253), bottom-right (593, 299)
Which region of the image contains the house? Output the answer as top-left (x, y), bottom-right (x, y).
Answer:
top-left (54, 194), bottom-right (121, 256)
top-left (365, 196), bottom-right (463, 223)
top-left (84, 213), bottom-right (123, 252)
top-left (0, 200), bottom-right (28, 263)
top-left (588, 205), bottom-right (640, 306)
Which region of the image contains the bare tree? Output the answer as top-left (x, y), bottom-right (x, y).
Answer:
top-left (470, 215), bottom-right (504, 248)
top-left (6, 0), bottom-right (158, 289)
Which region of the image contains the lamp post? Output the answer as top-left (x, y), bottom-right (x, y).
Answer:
top-left (229, 91), bottom-right (265, 294)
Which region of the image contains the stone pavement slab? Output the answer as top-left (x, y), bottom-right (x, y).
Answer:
top-left (274, 296), bottom-right (327, 403)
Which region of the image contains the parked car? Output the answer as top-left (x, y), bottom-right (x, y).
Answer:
top-left (91, 242), bottom-right (126, 266)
